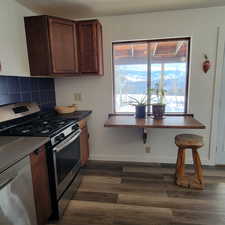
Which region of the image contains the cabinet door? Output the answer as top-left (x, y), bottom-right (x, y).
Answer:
top-left (80, 125), bottom-right (90, 166)
top-left (77, 20), bottom-right (103, 75)
top-left (30, 146), bottom-right (52, 225)
top-left (48, 17), bottom-right (79, 74)
top-left (24, 16), bottom-right (52, 76)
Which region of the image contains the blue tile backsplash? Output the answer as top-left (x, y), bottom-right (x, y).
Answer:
top-left (0, 76), bottom-right (56, 110)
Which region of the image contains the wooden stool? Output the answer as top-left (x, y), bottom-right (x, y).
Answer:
top-left (175, 134), bottom-right (204, 189)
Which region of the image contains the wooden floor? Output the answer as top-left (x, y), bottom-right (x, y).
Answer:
top-left (53, 161), bottom-right (225, 225)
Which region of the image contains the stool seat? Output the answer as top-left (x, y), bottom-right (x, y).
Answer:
top-left (175, 134), bottom-right (203, 148)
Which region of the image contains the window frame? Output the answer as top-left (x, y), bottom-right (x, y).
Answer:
top-left (112, 37), bottom-right (191, 115)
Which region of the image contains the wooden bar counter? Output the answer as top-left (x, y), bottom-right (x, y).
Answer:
top-left (104, 114), bottom-right (205, 129)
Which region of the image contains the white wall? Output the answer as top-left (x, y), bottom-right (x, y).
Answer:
top-left (0, 0), bottom-right (35, 76)
top-left (55, 6), bottom-right (225, 165)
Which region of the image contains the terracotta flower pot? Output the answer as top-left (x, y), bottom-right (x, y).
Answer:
top-left (135, 105), bottom-right (146, 118)
top-left (152, 104), bottom-right (165, 119)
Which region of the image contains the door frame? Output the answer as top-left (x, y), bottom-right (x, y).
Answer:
top-left (210, 26), bottom-right (225, 165)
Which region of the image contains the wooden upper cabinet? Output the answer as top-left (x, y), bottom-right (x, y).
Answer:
top-left (48, 18), bottom-right (78, 74)
top-left (24, 15), bottom-right (78, 76)
top-left (24, 16), bottom-right (103, 76)
top-left (77, 20), bottom-right (104, 75)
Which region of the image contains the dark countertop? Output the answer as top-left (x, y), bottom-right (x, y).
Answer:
top-left (0, 136), bottom-right (49, 174)
top-left (58, 110), bottom-right (92, 121)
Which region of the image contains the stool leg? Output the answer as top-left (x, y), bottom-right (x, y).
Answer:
top-left (191, 149), bottom-right (204, 189)
top-left (175, 148), bottom-right (188, 187)
top-left (175, 148), bottom-right (185, 178)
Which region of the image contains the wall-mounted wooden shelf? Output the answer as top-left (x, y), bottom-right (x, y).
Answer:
top-left (104, 115), bottom-right (205, 129)
top-left (104, 115), bottom-right (206, 143)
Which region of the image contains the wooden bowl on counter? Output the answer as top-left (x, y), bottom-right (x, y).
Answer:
top-left (54, 105), bottom-right (77, 114)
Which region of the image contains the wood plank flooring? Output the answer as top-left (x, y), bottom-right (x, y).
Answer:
top-left (51, 161), bottom-right (225, 225)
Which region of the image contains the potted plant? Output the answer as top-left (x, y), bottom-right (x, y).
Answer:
top-left (128, 96), bottom-right (147, 118)
top-left (149, 83), bottom-right (167, 119)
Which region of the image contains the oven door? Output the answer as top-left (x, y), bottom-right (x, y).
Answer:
top-left (53, 130), bottom-right (81, 199)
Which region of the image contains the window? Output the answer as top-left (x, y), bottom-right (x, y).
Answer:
top-left (113, 38), bottom-right (190, 113)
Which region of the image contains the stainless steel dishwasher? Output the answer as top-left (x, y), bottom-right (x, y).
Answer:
top-left (0, 156), bottom-right (37, 225)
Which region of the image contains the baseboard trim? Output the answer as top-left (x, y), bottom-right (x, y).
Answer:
top-left (90, 154), bottom-right (214, 165)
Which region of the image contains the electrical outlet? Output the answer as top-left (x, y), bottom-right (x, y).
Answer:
top-left (74, 93), bottom-right (82, 102)
top-left (145, 146), bottom-right (151, 153)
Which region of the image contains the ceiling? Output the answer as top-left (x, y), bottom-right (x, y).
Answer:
top-left (16, 0), bottom-right (225, 19)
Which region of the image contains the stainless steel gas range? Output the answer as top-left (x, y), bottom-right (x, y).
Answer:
top-left (0, 102), bottom-right (81, 220)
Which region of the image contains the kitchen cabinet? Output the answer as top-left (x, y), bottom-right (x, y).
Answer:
top-left (24, 15), bottom-right (79, 76)
top-left (77, 20), bottom-right (104, 75)
top-left (79, 119), bottom-right (90, 166)
top-left (30, 146), bottom-right (52, 225)
top-left (25, 16), bottom-right (104, 77)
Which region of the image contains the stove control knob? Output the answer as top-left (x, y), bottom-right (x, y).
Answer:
top-left (72, 124), bottom-right (79, 130)
top-left (59, 133), bottom-right (65, 140)
top-left (55, 136), bottom-right (61, 143)
top-left (55, 134), bottom-right (65, 143)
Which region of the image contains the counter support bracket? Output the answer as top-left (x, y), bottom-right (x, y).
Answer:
top-left (142, 128), bottom-right (148, 144)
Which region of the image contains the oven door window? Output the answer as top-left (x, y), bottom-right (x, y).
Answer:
top-left (55, 137), bottom-right (80, 185)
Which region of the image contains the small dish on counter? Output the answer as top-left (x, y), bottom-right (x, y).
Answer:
top-left (55, 105), bottom-right (77, 114)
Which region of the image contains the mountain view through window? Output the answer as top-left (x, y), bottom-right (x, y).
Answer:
top-left (113, 38), bottom-right (190, 113)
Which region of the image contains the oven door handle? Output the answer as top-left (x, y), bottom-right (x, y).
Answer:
top-left (53, 129), bottom-right (81, 153)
